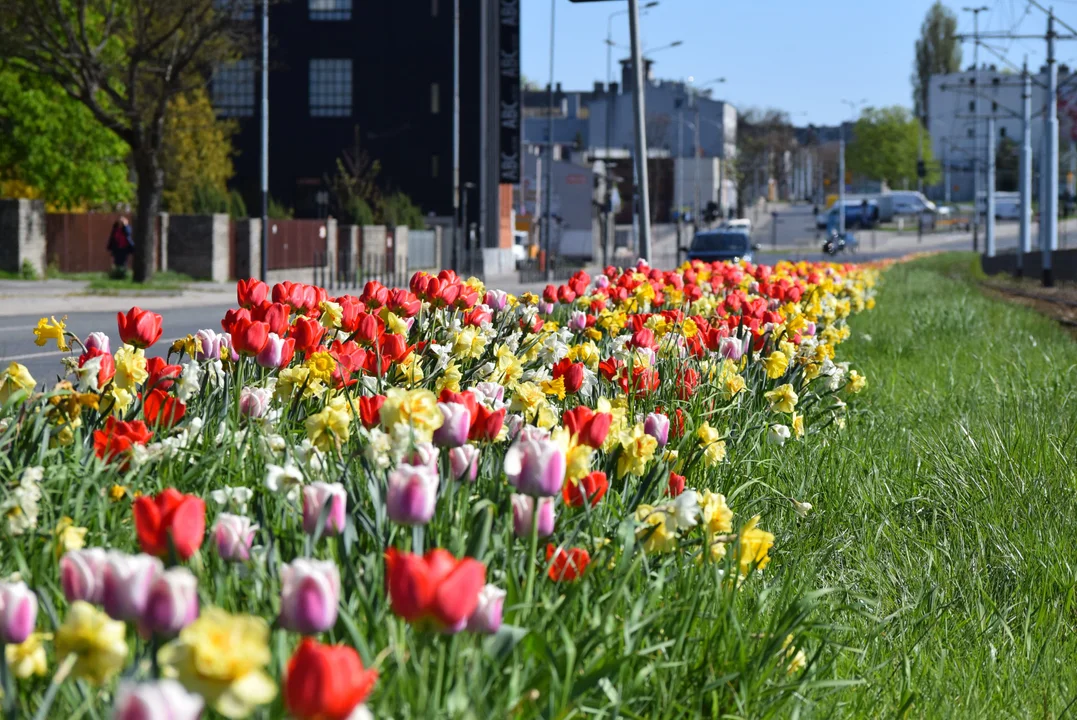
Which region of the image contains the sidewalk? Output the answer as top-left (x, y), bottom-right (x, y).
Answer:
top-left (0, 279), bottom-right (236, 317)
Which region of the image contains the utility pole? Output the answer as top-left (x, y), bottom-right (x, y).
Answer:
top-left (693, 89), bottom-right (701, 220)
top-left (259, 0), bottom-right (269, 282)
top-left (986, 114), bottom-right (996, 257)
top-left (838, 128), bottom-right (846, 236)
top-left (452, 0), bottom-right (461, 272)
top-left (917, 116), bottom-right (924, 194)
top-left (963, 6), bottom-right (988, 252)
top-left (543, 0), bottom-right (556, 280)
top-left (1019, 58), bottom-right (1032, 275)
top-left (627, 0), bottom-right (651, 263)
top-left (1045, 8), bottom-right (1059, 286)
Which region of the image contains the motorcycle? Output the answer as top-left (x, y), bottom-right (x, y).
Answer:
top-left (822, 232), bottom-right (846, 256)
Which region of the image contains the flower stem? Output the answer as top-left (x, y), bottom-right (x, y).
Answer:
top-left (522, 506), bottom-right (541, 618)
top-left (0, 648), bottom-right (14, 720)
top-left (30, 654), bottom-right (76, 720)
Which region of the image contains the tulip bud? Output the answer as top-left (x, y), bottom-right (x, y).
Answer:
top-left (60, 547), bottom-right (109, 605)
top-left (194, 329), bottom-right (222, 361)
top-left (466, 584), bottom-right (506, 634)
top-left (644, 412), bottom-right (670, 447)
top-left (256, 332), bottom-right (295, 370)
top-left (239, 386), bottom-right (272, 418)
top-left (433, 402), bottom-right (470, 448)
top-left (719, 335), bottom-right (746, 361)
top-left (141, 567), bottom-right (199, 636)
top-left (84, 331), bottom-right (111, 355)
top-left (386, 463), bottom-right (439, 526)
top-left (402, 442), bottom-right (439, 471)
top-left (504, 433), bottom-right (566, 497)
top-left (113, 679), bottom-right (204, 720)
top-left (484, 289), bottom-right (509, 311)
top-left (567, 311), bottom-right (588, 332)
top-left (511, 494), bottom-right (556, 539)
top-left (595, 274), bottom-right (610, 289)
top-left (538, 301), bottom-right (555, 315)
top-left (213, 513), bottom-right (259, 562)
top-left (279, 559), bottom-right (341, 635)
top-left (449, 444), bottom-right (480, 482)
top-left (0, 581), bottom-right (38, 644)
top-left (102, 552), bottom-right (163, 622)
top-left (302, 482), bottom-right (347, 536)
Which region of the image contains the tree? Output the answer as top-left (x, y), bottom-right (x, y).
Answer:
top-left (847, 106), bottom-right (940, 188)
top-left (996, 136), bottom-right (1018, 192)
top-left (160, 87), bottom-right (237, 215)
top-left (912, 2), bottom-right (961, 125)
top-left (0, 0), bottom-right (252, 281)
top-left (0, 65), bottom-right (131, 209)
top-left (733, 108), bottom-right (795, 216)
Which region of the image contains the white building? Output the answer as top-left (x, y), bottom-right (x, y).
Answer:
top-left (927, 66), bottom-right (1077, 201)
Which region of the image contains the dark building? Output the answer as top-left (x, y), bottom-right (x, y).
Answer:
top-left (216, 0), bottom-right (485, 221)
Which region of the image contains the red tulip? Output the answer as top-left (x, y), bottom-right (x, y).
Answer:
top-left (379, 334), bottom-right (410, 364)
top-left (133, 489), bottom-right (206, 560)
top-left (335, 295), bottom-right (362, 333)
top-left (272, 281), bottom-right (296, 305)
top-left (236, 278), bottom-right (268, 308)
top-left (230, 318), bottom-right (270, 356)
top-left (358, 395), bottom-right (385, 429)
top-left (562, 407), bottom-right (612, 449)
top-left (145, 357), bottom-right (182, 391)
top-left (384, 548), bottom-right (486, 631)
top-left (546, 544), bottom-right (590, 582)
top-left (143, 389), bottom-right (186, 429)
top-left (468, 404), bottom-right (505, 442)
top-left (117, 307), bottom-right (163, 349)
top-left (290, 316), bottom-right (326, 355)
top-left (388, 288), bottom-right (421, 317)
top-left (542, 285), bottom-right (558, 304)
top-left (360, 281), bottom-right (389, 309)
top-left (252, 301), bottom-right (290, 337)
top-left (355, 313), bottom-right (380, 345)
top-left (285, 638), bottom-right (378, 720)
top-left (221, 307), bottom-right (252, 336)
top-left (667, 472), bottom-right (686, 498)
top-left (563, 471), bottom-right (608, 507)
top-left (78, 348), bottom-right (115, 388)
top-left (677, 368), bottom-right (700, 401)
top-left (93, 416), bottom-right (153, 465)
top-left (553, 358), bottom-right (585, 395)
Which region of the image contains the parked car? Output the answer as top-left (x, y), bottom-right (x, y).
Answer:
top-left (723, 218), bottom-right (752, 235)
top-left (684, 230), bottom-right (759, 263)
top-left (822, 201), bottom-right (879, 231)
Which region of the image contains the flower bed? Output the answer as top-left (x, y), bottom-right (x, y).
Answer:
top-left (0, 259), bottom-right (876, 718)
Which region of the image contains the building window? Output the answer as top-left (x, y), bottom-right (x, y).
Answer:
top-left (967, 128), bottom-right (974, 138)
top-left (1000, 126), bottom-right (1007, 138)
top-left (212, 59), bottom-right (255, 117)
top-left (214, 0), bottom-right (253, 20)
top-left (968, 101), bottom-right (975, 112)
top-left (431, 154), bottom-right (440, 178)
top-left (309, 59), bottom-right (352, 117)
top-left (309, 0), bottom-right (351, 21)
top-left (992, 101), bottom-right (998, 112)
top-left (992, 77), bottom-right (1000, 85)
top-left (431, 0), bottom-right (438, 16)
top-left (431, 83), bottom-right (440, 114)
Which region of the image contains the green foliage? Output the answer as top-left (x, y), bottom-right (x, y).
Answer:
top-left (347, 196), bottom-right (376, 226)
top-left (996, 136), bottom-right (1018, 192)
top-left (18, 260), bottom-right (37, 280)
top-left (161, 88), bottom-right (237, 214)
top-left (229, 189), bottom-right (248, 219)
top-left (381, 191), bottom-right (425, 229)
top-left (0, 66), bottom-right (131, 209)
top-left (269, 197), bottom-right (294, 219)
top-left (913, 1), bottom-right (962, 119)
top-left (847, 106), bottom-right (940, 187)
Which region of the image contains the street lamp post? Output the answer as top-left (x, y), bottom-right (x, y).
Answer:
top-left (963, 5), bottom-right (989, 252)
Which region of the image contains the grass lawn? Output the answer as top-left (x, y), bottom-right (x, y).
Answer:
top-left (781, 252), bottom-right (1077, 716)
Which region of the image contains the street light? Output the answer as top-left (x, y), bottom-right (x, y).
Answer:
top-left (604, 1), bottom-right (658, 157)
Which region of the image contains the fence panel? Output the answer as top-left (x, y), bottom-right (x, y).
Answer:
top-left (266, 219), bottom-right (328, 271)
top-left (45, 213), bottom-right (164, 274)
top-left (313, 251), bottom-right (411, 292)
top-left (407, 229), bottom-right (438, 271)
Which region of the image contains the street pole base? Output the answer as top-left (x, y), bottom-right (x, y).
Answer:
top-left (1043, 268), bottom-right (1055, 288)
top-left (1014, 267), bottom-right (1023, 278)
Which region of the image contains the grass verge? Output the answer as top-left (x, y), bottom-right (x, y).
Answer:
top-left (780, 251), bottom-right (1077, 716)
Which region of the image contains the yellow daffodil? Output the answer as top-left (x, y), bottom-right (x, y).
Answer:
top-left (33, 316), bottom-right (68, 351)
top-left (552, 427), bottom-right (594, 481)
top-left (847, 369), bottom-right (867, 393)
top-left (113, 345), bottom-right (148, 390)
top-left (109, 485), bottom-right (129, 502)
top-left (318, 300), bottom-right (343, 329)
top-left (617, 423), bottom-right (658, 479)
top-left (54, 516), bottom-right (88, 558)
top-left (379, 387), bottom-right (443, 442)
top-left (173, 334), bottom-right (204, 358)
top-left (761, 351), bottom-right (788, 380)
top-left (696, 422), bottom-right (727, 465)
top-left (304, 352), bottom-right (337, 384)
top-left (701, 490), bottom-right (733, 535)
top-left (0, 362), bottom-right (35, 404)
top-left (6, 632), bottom-right (50, 679)
top-left (159, 607), bottom-right (277, 719)
top-left (540, 376), bottom-right (566, 401)
top-left (737, 515), bottom-right (775, 575)
top-left (305, 405), bottom-right (350, 452)
top-left (792, 412), bottom-right (805, 438)
top-left (55, 602), bottom-right (128, 684)
top-left (381, 309), bottom-right (409, 336)
top-left (452, 327), bottom-right (487, 359)
top-left (764, 383), bottom-right (798, 414)
top-left (635, 505), bottom-right (677, 553)
top-left (435, 361), bottom-right (463, 394)
top-left (509, 382), bottom-right (546, 414)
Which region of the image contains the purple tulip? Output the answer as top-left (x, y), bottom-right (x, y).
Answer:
top-left (302, 482), bottom-right (347, 536)
top-left (386, 462), bottom-right (439, 525)
top-left (433, 402), bottom-right (471, 448)
top-left (83, 331), bottom-right (111, 355)
top-left (0, 581), bottom-right (38, 644)
top-left (279, 559), bottom-right (340, 634)
top-left (213, 514), bottom-right (258, 562)
top-left (504, 432), bottom-right (565, 496)
top-left (114, 680), bottom-right (203, 720)
top-left (102, 553), bottom-right (163, 623)
top-left (485, 289), bottom-right (509, 311)
top-left (568, 311), bottom-right (588, 332)
top-left (256, 332), bottom-right (289, 369)
top-left (239, 386), bottom-right (272, 418)
top-left (718, 334), bottom-right (747, 362)
top-left (60, 548), bottom-right (109, 605)
top-left (141, 567), bottom-right (199, 636)
top-left (194, 329), bottom-right (222, 361)
top-left (449, 444), bottom-right (480, 482)
top-left (538, 301), bottom-right (555, 315)
top-left (466, 584), bottom-right (506, 634)
top-left (511, 494), bottom-right (556, 538)
top-left (644, 412), bottom-right (670, 447)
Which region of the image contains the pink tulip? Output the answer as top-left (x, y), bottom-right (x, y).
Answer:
top-left (113, 679), bottom-right (203, 720)
top-left (402, 442), bottom-right (439, 471)
top-left (83, 331), bottom-right (111, 355)
top-left (466, 584), bottom-right (506, 634)
top-left (511, 494), bottom-right (556, 538)
top-left (60, 547), bottom-right (109, 605)
top-left (386, 462), bottom-right (439, 526)
top-left (0, 581), bottom-right (37, 644)
top-left (485, 289), bottom-right (509, 311)
top-left (449, 444), bottom-right (480, 482)
top-left (279, 559), bottom-right (340, 635)
top-left (719, 335), bottom-right (747, 361)
top-left (568, 311), bottom-right (588, 332)
top-left (504, 432), bottom-right (565, 497)
top-left (194, 329), bottom-right (222, 361)
top-left (239, 386), bottom-right (272, 418)
top-left (644, 412), bottom-right (670, 447)
top-left (213, 513), bottom-right (259, 562)
top-left (433, 402), bottom-right (470, 447)
top-left (473, 382), bottom-right (505, 406)
top-left (102, 552), bottom-right (162, 622)
top-left (256, 332), bottom-right (292, 369)
top-left (302, 482), bottom-right (347, 536)
top-left (141, 567), bottom-right (199, 636)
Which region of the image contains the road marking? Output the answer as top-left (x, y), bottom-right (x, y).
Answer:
top-left (0, 349), bottom-right (69, 363)
top-left (0, 326), bottom-right (33, 334)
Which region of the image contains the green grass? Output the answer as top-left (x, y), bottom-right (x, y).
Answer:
top-left (82, 270), bottom-right (192, 293)
top-left (774, 252), bottom-right (1077, 716)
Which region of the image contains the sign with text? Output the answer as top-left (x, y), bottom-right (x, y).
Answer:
top-left (498, 0), bottom-right (521, 184)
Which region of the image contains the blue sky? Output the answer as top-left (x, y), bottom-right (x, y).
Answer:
top-left (521, 0), bottom-right (1074, 126)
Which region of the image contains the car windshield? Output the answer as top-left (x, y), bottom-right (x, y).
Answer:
top-left (692, 232), bottom-right (748, 252)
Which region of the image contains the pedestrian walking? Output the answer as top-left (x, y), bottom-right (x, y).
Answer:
top-left (107, 217), bottom-right (133, 271)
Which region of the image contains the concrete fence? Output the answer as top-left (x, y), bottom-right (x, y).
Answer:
top-left (981, 249), bottom-right (1077, 282)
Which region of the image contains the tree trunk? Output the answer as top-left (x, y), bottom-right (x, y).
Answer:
top-left (132, 150), bottom-right (163, 283)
